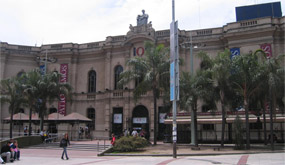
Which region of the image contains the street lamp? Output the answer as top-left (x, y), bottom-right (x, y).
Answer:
top-left (36, 49), bottom-right (57, 74)
top-left (180, 34), bottom-right (205, 146)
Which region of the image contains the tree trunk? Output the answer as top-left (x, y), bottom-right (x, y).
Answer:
top-left (221, 104), bottom-right (226, 147)
top-left (269, 88), bottom-right (274, 150)
top-left (153, 88), bottom-right (157, 145)
top-left (9, 107), bottom-right (14, 139)
top-left (261, 99), bottom-right (267, 145)
top-left (29, 108), bottom-right (32, 136)
top-left (245, 98), bottom-right (250, 149)
top-left (220, 91), bottom-right (226, 148)
top-left (194, 102), bottom-right (198, 147)
top-left (40, 112), bottom-right (44, 131)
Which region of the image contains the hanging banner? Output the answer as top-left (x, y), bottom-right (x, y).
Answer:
top-left (39, 65), bottom-right (46, 75)
top-left (230, 48), bottom-right (240, 59)
top-left (260, 43), bottom-right (272, 58)
top-left (58, 64), bottom-right (68, 115)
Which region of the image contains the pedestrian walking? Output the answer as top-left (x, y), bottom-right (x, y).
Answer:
top-left (111, 134), bottom-right (116, 146)
top-left (60, 133), bottom-right (70, 160)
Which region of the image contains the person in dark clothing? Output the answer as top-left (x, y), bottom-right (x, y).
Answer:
top-left (60, 133), bottom-right (70, 160)
top-left (1, 141), bottom-right (14, 163)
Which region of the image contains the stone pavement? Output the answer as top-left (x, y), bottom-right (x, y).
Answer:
top-left (6, 140), bottom-right (285, 165)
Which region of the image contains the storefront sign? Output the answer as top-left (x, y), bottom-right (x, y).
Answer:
top-left (114, 114), bottom-right (122, 124)
top-left (133, 117), bottom-right (147, 124)
top-left (58, 64), bottom-right (68, 115)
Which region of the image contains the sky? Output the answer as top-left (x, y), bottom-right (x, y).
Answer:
top-left (0, 0), bottom-right (284, 46)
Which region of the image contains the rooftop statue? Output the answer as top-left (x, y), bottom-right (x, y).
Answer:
top-left (137, 10), bottom-right (148, 26)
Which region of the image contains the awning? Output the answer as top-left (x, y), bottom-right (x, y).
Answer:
top-left (4, 113), bottom-right (29, 121)
top-left (4, 112), bottom-right (39, 121)
top-left (47, 112), bottom-right (64, 120)
top-left (61, 112), bottom-right (92, 122)
top-left (164, 116), bottom-right (285, 124)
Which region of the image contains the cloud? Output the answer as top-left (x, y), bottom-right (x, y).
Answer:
top-left (0, 0), bottom-right (284, 46)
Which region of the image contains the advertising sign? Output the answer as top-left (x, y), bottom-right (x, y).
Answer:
top-left (230, 48), bottom-right (240, 59)
top-left (114, 114), bottom-right (122, 124)
top-left (159, 113), bottom-right (166, 123)
top-left (133, 117), bottom-right (147, 124)
top-left (58, 64), bottom-right (68, 115)
top-left (260, 43), bottom-right (272, 58)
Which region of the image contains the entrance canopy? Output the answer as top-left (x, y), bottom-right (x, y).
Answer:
top-left (47, 112), bottom-right (64, 121)
top-left (4, 113), bottom-right (29, 121)
top-left (4, 112), bottom-right (39, 121)
top-left (61, 112), bottom-right (92, 123)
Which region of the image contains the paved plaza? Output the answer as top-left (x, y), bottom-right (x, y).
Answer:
top-left (5, 140), bottom-right (285, 165)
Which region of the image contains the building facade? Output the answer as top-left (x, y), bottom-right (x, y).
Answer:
top-left (0, 13), bottom-right (284, 142)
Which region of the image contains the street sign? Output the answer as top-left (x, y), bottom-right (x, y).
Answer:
top-left (170, 20), bottom-right (179, 101)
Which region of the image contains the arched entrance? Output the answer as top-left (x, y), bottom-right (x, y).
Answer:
top-left (132, 105), bottom-right (149, 139)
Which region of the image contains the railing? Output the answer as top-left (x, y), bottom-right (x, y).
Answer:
top-left (113, 91), bottom-right (123, 97)
top-left (87, 94), bottom-right (96, 99)
top-left (156, 30), bottom-right (170, 37)
top-left (196, 29), bottom-right (212, 36)
top-left (51, 44), bottom-right (63, 49)
top-left (18, 46), bottom-right (32, 51)
top-left (240, 20), bottom-right (258, 27)
top-left (87, 42), bottom-right (100, 48)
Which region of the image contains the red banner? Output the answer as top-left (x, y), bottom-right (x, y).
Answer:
top-left (260, 43), bottom-right (272, 58)
top-left (58, 64), bottom-right (68, 115)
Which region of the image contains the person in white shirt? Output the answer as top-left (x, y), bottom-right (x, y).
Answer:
top-left (131, 129), bottom-right (138, 137)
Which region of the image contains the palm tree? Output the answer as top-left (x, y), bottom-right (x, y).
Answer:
top-left (119, 41), bottom-right (169, 145)
top-left (21, 69), bottom-right (42, 135)
top-left (230, 51), bottom-right (267, 149)
top-left (0, 77), bottom-right (26, 138)
top-left (179, 70), bottom-right (214, 147)
top-left (197, 49), bottom-right (233, 147)
top-left (255, 51), bottom-right (285, 149)
top-left (38, 71), bottom-right (72, 131)
top-left (22, 70), bottom-right (72, 132)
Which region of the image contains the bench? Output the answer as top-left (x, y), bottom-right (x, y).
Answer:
top-left (213, 147), bottom-right (221, 151)
top-left (191, 147), bottom-right (200, 150)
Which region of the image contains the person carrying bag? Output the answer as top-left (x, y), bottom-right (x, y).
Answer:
top-left (60, 133), bottom-right (70, 160)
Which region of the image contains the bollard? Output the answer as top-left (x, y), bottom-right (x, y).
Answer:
top-left (97, 141), bottom-right (99, 152)
top-left (104, 140), bottom-right (105, 149)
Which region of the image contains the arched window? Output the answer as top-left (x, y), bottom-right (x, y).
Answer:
top-left (88, 70), bottom-right (96, 93)
top-left (114, 65), bottom-right (123, 90)
top-left (87, 108), bottom-right (96, 130)
top-left (49, 108), bottom-right (57, 114)
top-left (19, 108), bottom-right (25, 113)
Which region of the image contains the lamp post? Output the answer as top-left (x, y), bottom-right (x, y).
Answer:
top-left (35, 49), bottom-right (57, 132)
top-left (36, 49), bottom-right (57, 74)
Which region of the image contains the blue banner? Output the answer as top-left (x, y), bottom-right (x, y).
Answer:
top-left (230, 48), bottom-right (240, 59)
top-left (40, 65), bottom-right (45, 75)
top-left (170, 62), bottom-right (175, 101)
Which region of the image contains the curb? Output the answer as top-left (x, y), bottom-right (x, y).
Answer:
top-left (101, 150), bottom-right (285, 157)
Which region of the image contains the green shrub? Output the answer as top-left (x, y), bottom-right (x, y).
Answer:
top-left (0, 136), bottom-right (42, 148)
top-left (112, 136), bottom-right (149, 152)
